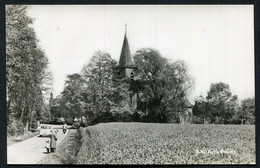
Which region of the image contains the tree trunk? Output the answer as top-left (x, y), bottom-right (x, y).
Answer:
top-left (24, 120), bottom-right (29, 133)
top-left (19, 100), bottom-right (26, 122)
top-left (30, 95), bottom-right (37, 131)
top-left (29, 109), bottom-right (34, 131)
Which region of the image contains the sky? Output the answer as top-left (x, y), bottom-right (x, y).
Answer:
top-left (27, 5), bottom-right (254, 102)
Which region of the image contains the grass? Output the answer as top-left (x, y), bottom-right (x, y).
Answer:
top-left (76, 122), bottom-right (255, 164)
top-left (38, 129), bottom-right (82, 164)
top-left (7, 131), bottom-right (39, 146)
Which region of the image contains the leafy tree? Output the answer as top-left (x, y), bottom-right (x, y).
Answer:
top-left (49, 92), bottom-right (54, 112)
top-left (192, 95), bottom-right (210, 124)
top-left (50, 95), bottom-right (63, 119)
top-left (192, 84), bottom-right (254, 125)
top-left (40, 102), bottom-right (52, 122)
top-left (206, 82), bottom-right (239, 124)
top-left (60, 73), bottom-right (86, 120)
top-left (133, 48), bottom-right (195, 122)
top-left (133, 48), bottom-right (168, 122)
top-left (108, 80), bottom-right (133, 122)
top-left (81, 51), bottom-right (119, 124)
top-left (162, 60), bottom-right (195, 122)
top-left (236, 98), bottom-right (255, 124)
top-left (6, 5), bottom-right (52, 133)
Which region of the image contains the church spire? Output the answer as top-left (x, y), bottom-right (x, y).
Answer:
top-left (125, 24), bottom-right (127, 36)
top-left (119, 25), bottom-right (132, 66)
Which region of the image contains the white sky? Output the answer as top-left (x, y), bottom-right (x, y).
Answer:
top-left (27, 5), bottom-right (254, 102)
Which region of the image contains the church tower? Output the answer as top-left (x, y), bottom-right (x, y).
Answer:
top-left (113, 25), bottom-right (138, 111)
top-left (113, 25), bottom-right (137, 80)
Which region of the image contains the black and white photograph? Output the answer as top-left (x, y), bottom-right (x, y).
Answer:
top-left (6, 5), bottom-right (255, 165)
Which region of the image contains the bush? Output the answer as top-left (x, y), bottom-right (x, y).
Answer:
top-left (80, 122), bottom-right (87, 127)
top-left (192, 116), bottom-right (204, 124)
top-left (72, 122), bottom-right (80, 129)
top-left (91, 112), bottom-right (114, 125)
top-left (30, 120), bottom-right (39, 129)
top-left (30, 128), bottom-right (39, 132)
top-left (7, 121), bottom-right (24, 136)
top-left (113, 111), bottom-right (133, 122)
top-left (7, 124), bottom-right (16, 136)
top-left (65, 118), bottom-right (74, 125)
top-left (41, 119), bottom-right (64, 125)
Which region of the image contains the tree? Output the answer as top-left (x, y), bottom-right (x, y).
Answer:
top-left (108, 80), bottom-right (133, 122)
top-left (206, 82), bottom-right (239, 124)
top-left (40, 102), bottom-right (52, 122)
top-left (133, 48), bottom-right (195, 122)
top-left (133, 48), bottom-right (168, 122)
top-left (49, 92), bottom-right (54, 118)
top-left (236, 97), bottom-right (255, 124)
top-left (81, 51), bottom-right (118, 124)
top-left (6, 5), bottom-right (52, 134)
top-left (192, 95), bottom-right (209, 124)
top-left (60, 73), bottom-right (85, 119)
top-left (162, 60), bottom-right (195, 122)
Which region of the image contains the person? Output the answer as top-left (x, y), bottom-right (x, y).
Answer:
top-left (50, 129), bottom-right (57, 153)
top-left (62, 123), bottom-right (67, 134)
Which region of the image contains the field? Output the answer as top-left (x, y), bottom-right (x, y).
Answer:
top-left (76, 122), bottom-right (255, 164)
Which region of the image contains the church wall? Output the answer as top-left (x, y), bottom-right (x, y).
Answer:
top-left (131, 92), bottom-right (137, 111)
top-left (125, 68), bottom-right (133, 78)
top-left (113, 68), bottom-right (126, 79)
top-left (120, 69), bottom-right (126, 78)
top-left (178, 107), bottom-right (193, 124)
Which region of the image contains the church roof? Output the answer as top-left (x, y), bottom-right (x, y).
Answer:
top-left (184, 98), bottom-right (193, 108)
top-left (118, 31), bottom-right (133, 67)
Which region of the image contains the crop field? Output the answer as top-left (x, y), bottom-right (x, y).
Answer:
top-left (76, 123), bottom-right (255, 164)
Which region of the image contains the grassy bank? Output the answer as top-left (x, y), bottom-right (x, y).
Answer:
top-left (7, 131), bottom-right (39, 146)
top-left (76, 122), bottom-right (255, 164)
top-left (38, 129), bottom-right (82, 164)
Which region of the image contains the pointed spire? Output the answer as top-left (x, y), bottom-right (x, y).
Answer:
top-left (119, 25), bottom-right (132, 66)
top-left (125, 24), bottom-right (127, 36)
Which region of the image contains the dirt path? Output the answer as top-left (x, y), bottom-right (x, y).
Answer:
top-left (7, 124), bottom-right (69, 164)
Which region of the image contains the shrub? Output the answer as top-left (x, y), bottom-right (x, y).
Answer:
top-left (7, 121), bottom-right (24, 136)
top-left (7, 124), bottom-right (16, 136)
top-left (192, 116), bottom-right (204, 124)
top-left (30, 119), bottom-right (39, 129)
top-left (80, 122), bottom-right (87, 127)
top-left (72, 122), bottom-right (80, 129)
top-left (41, 119), bottom-right (64, 125)
top-left (65, 118), bottom-right (74, 125)
top-left (113, 111), bottom-right (133, 122)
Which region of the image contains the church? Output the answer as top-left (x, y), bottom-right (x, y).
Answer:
top-left (113, 27), bottom-right (136, 81)
top-left (113, 26), bottom-right (193, 123)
